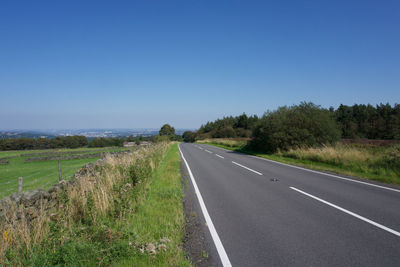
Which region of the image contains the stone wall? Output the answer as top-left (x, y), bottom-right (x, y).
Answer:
top-left (0, 160), bottom-right (101, 226)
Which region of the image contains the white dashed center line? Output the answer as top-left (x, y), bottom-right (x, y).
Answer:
top-left (290, 186), bottom-right (400, 237)
top-left (232, 161), bottom-right (262, 176)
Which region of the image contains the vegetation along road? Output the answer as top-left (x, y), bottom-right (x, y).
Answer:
top-left (179, 143), bottom-right (400, 266)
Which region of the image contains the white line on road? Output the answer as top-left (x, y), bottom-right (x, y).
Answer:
top-left (215, 154), bottom-right (225, 159)
top-left (205, 149), bottom-right (213, 154)
top-left (207, 145), bottom-right (400, 193)
top-left (256, 156), bottom-right (400, 193)
top-left (232, 161), bottom-right (263, 176)
top-left (179, 145), bottom-right (232, 267)
top-left (290, 186), bottom-right (400, 237)
top-left (199, 147), bottom-right (204, 150)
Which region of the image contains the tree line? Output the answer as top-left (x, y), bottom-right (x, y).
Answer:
top-left (183, 102), bottom-right (400, 152)
top-left (0, 135), bottom-right (154, 151)
top-left (0, 124), bottom-right (182, 151)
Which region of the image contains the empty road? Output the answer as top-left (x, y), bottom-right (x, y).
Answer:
top-left (179, 143), bottom-right (400, 267)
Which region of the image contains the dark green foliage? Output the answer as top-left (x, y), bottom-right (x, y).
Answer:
top-left (335, 103), bottom-right (400, 139)
top-left (159, 124), bottom-right (175, 136)
top-left (88, 137), bottom-right (124, 148)
top-left (0, 135), bottom-right (157, 151)
top-left (197, 113), bottom-right (259, 139)
top-left (156, 124), bottom-right (182, 141)
top-left (194, 103), bottom-right (400, 146)
top-left (0, 135), bottom-right (89, 150)
top-left (251, 102), bottom-right (341, 153)
top-left (182, 131), bottom-right (196, 142)
top-left (212, 126), bottom-right (236, 138)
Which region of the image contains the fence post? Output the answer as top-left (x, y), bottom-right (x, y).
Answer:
top-left (18, 177), bottom-right (23, 194)
top-left (58, 160), bottom-right (62, 181)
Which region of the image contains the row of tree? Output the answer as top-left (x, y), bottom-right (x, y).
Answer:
top-left (0, 124), bottom-right (181, 151)
top-left (0, 135), bottom-right (154, 151)
top-left (184, 102), bottom-right (400, 153)
top-left (335, 103), bottom-right (400, 139)
top-left (0, 136), bottom-right (89, 151)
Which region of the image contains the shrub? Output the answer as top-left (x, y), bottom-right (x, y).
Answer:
top-left (182, 131), bottom-right (196, 143)
top-left (251, 102), bottom-right (341, 153)
top-left (212, 126), bottom-right (236, 138)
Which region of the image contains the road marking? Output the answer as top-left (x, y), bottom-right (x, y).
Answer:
top-left (215, 154), bottom-right (225, 159)
top-left (199, 147), bottom-right (204, 150)
top-left (179, 145), bottom-right (232, 267)
top-left (290, 187), bottom-right (400, 237)
top-left (232, 161), bottom-right (263, 176)
top-left (207, 145), bottom-right (400, 193)
top-left (205, 149), bottom-right (213, 154)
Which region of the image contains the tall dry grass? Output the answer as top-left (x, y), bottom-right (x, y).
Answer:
top-left (197, 138), bottom-right (249, 148)
top-left (278, 143), bottom-right (400, 181)
top-left (0, 142), bottom-right (169, 265)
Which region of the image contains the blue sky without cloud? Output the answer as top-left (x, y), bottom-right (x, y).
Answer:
top-left (1, 0), bottom-right (399, 129)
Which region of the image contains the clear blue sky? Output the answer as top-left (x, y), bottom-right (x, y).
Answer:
top-left (1, 0), bottom-right (399, 130)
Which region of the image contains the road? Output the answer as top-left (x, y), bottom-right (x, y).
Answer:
top-left (179, 143), bottom-right (400, 267)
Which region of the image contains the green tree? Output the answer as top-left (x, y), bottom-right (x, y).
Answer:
top-left (159, 124), bottom-right (175, 136)
top-left (183, 131), bottom-right (196, 142)
top-left (251, 102), bottom-right (341, 153)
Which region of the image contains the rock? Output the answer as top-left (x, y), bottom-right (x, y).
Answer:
top-left (48, 184), bottom-right (62, 194)
top-left (146, 243), bottom-right (156, 254)
top-left (21, 190), bottom-right (49, 207)
top-left (158, 244), bottom-right (167, 251)
top-left (160, 237), bottom-right (171, 243)
top-left (10, 193), bottom-right (21, 203)
top-left (26, 207), bottom-right (38, 219)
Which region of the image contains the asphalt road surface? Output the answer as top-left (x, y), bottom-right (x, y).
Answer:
top-left (179, 143), bottom-right (400, 267)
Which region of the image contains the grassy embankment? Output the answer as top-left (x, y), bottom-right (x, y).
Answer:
top-left (197, 138), bottom-right (400, 185)
top-left (0, 143), bottom-right (191, 266)
top-left (0, 147), bottom-right (133, 198)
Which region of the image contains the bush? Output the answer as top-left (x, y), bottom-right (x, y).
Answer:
top-left (212, 126), bottom-right (236, 138)
top-left (251, 102), bottom-right (341, 153)
top-left (182, 131), bottom-right (196, 142)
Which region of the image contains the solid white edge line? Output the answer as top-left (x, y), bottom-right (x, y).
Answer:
top-left (232, 161), bottom-right (263, 176)
top-left (179, 145), bottom-right (232, 267)
top-left (216, 154), bottom-right (225, 159)
top-left (206, 145), bottom-right (400, 193)
top-left (290, 186), bottom-right (400, 237)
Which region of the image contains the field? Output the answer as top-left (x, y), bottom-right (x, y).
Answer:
top-left (0, 147), bottom-right (133, 198)
top-left (197, 138), bottom-right (400, 185)
top-left (1, 143), bottom-right (191, 266)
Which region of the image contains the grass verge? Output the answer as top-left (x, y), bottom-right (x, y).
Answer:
top-left (0, 143), bottom-right (191, 266)
top-left (198, 140), bottom-right (400, 185)
top-left (114, 143), bottom-right (191, 266)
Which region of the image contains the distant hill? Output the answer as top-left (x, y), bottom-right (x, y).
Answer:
top-left (0, 128), bottom-right (193, 139)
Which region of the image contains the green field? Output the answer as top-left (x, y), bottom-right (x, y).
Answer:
top-left (0, 147), bottom-right (133, 198)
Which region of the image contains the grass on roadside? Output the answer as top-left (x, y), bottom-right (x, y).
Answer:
top-left (197, 139), bottom-right (400, 185)
top-left (0, 143), bottom-right (191, 266)
top-left (115, 143), bottom-right (191, 266)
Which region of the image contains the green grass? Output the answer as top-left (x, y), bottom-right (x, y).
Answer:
top-left (1, 143), bottom-right (191, 266)
top-left (0, 147), bottom-right (132, 198)
top-left (198, 139), bottom-right (400, 185)
top-left (114, 143), bottom-right (192, 266)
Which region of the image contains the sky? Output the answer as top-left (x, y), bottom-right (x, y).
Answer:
top-left (1, 0), bottom-right (399, 130)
